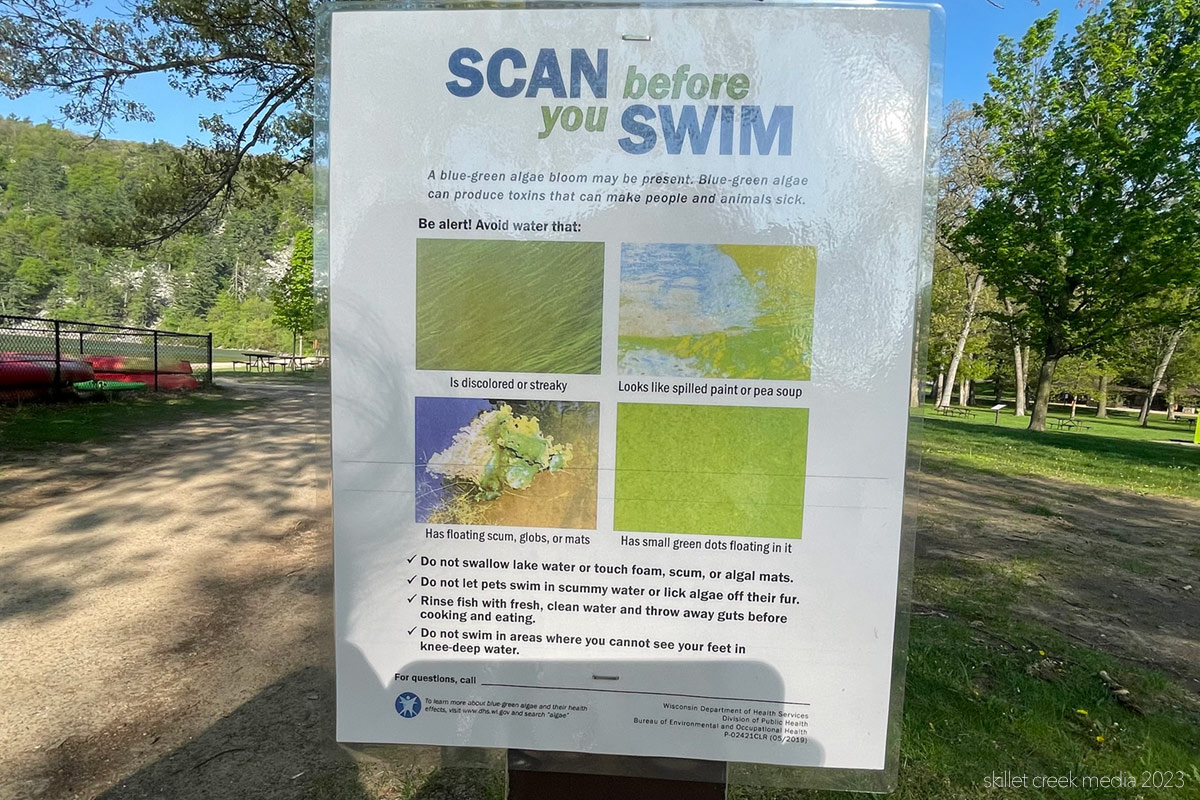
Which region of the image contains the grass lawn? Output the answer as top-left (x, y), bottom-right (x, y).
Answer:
top-left (921, 406), bottom-right (1200, 501)
top-left (0, 390), bottom-right (256, 452)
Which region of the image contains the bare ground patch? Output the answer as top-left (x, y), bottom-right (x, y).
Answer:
top-left (917, 470), bottom-right (1200, 697)
top-left (0, 389), bottom-right (358, 800)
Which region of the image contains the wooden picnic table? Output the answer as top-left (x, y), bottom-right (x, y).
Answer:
top-left (273, 354), bottom-right (330, 371)
top-left (233, 352), bottom-right (328, 372)
top-left (236, 351), bottom-right (277, 372)
top-left (935, 405), bottom-right (976, 418)
top-left (1049, 417), bottom-right (1091, 431)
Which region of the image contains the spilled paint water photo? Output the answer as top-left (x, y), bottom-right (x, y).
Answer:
top-left (618, 243), bottom-right (817, 380)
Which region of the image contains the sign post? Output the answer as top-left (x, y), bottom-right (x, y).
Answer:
top-left (321, 2), bottom-right (941, 792)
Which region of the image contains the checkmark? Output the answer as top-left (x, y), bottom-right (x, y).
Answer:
top-left (407, 626), bottom-right (417, 635)
top-left (407, 554), bottom-right (417, 563)
top-left (408, 593), bottom-right (417, 603)
top-left (407, 575), bottom-right (417, 584)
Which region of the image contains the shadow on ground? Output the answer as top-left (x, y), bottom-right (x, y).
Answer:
top-left (0, 391), bottom-right (323, 624)
top-left (917, 468), bottom-right (1200, 693)
top-left (88, 667), bottom-right (364, 800)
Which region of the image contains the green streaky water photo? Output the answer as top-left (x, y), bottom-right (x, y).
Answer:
top-left (618, 243), bottom-right (817, 380)
top-left (416, 239), bottom-right (604, 374)
top-left (614, 403), bottom-right (809, 538)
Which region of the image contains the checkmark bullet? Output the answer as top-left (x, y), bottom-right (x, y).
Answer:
top-left (408, 593), bottom-right (417, 603)
top-left (407, 575), bottom-right (417, 584)
top-left (408, 626), bottom-right (417, 635)
top-left (407, 554), bottom-right (417, 563)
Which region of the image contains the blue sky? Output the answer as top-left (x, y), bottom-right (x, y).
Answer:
top-left (1, 1), bottom-right (1090, 145)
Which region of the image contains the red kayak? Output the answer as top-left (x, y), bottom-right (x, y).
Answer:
top-left (1, 351), bottom-right (199, 399)
top-left (81, 355), bottom-right (193, 374)
top-left (0, 353), bottom-right (95, 401)
top-left (92, 371), bottom-right (199, 390)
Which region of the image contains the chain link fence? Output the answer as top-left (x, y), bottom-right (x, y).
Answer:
top-left (0, 314), bottom-right (212, 399)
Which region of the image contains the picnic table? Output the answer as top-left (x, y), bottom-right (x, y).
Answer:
top-left (935, 405), bottom-right (976, 418)
top-left (235, 351), bottom-right (277, 372)
top-left (233, 352), bottom-right (329, 373)
top-left (1049, 418), bottom-right (1091, 431)
top-left (270, 354), bottom-right (330, 371)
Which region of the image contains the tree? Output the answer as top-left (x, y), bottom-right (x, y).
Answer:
top-left (1162, 331), bottom-right (1200, 417)
top-left (1052, 355), bottom-right (1102, 419)
top-left (0, 0), bottom-right (314, 242)
top-left (957, 3), bottom-right (1200, 432)
top-left (271, 227), bottom-right (312, 355)
top-left (934, 104), bottom-right (994, 408)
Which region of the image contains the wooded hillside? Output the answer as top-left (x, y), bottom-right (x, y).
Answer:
top-left (0, 118), bottom-right (311, 348)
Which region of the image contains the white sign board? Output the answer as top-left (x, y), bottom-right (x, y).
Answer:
top-left (328, 3), bottom-right (934, 775)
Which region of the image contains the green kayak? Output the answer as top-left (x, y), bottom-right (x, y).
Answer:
top-left (73, 380), bottom-right (147, 392)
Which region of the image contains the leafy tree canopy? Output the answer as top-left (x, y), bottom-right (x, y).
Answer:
top-left (956, 0), bottom-right (1200, 429)
top-left (271, 225), bottom-right (312, 352)
top-left (0, 0), bottom-right (315, 242)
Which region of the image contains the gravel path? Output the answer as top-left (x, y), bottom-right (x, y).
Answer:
top-left (0, 389), bottom-right (361, 800)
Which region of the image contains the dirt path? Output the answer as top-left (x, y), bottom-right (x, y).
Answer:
top-left (917, 470), bottom-right (1200, 695)
top-left (0, 387), bottom-right (362, 800)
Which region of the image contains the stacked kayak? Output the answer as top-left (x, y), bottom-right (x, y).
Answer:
top-left (80, 355), bottom-right (200, 391)
top-left (0, 352), bottom-right (200, 401)
top-left (0, 353), bottom-right (94, 401)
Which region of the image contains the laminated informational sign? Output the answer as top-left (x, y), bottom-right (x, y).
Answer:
top-left (324, 1), bottom-right (940, 786)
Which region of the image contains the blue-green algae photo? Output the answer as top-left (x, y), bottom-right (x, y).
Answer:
top-left (415, 397), bottom-right (599, 529)
top-left (618, 243), bottom-right (817, 380)
top-left (416, 238), bottom-right (604, 374)
top-left (614, 402), bottom-right (808, 538)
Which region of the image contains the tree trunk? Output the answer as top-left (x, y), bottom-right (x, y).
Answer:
top-left (909, 321), bottom-right (922, 408)
top-left (1096, 374), bottom-right (1109, 418)
top-left (1029, 353), bottom-right (1060, 432)
top-left (1165, 389), bottom-right (1177, 421)
top-left (935, 371), bottom-right (945, 406)
top-left (939, 273), bottom-right (986, 408)
top-left (957, 377), bottom-right (966, 407)
top-left (1002, 298), bottom-right (1026, 416)
top-left (994, 367), bottom-right (1003, 402)
top-left (1013, 345), bottom-right (1026, 416)
top-left (1070, 395), bottom-right (1078, 419)
top-left (1139, 327), bottom-right (1184, 427)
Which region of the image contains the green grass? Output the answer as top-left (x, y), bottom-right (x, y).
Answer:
top-left (879, 563), bottom-right (1199, 800)
top-left (0, 390), bottom-right (255, 451)
top-left (726, 552), bottom-right (1200, 800)
top-left (0, 330), bottom-right (217, 363)
top-left (920, 407), bottom-right (1200, 501)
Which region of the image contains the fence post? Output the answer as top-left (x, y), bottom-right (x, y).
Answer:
top-left (153, 330), bottom-right (159, 392)
top-left (207, 333), bottom-right (214, 386)
top-left (54, 320), bottom-right (62, 395)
